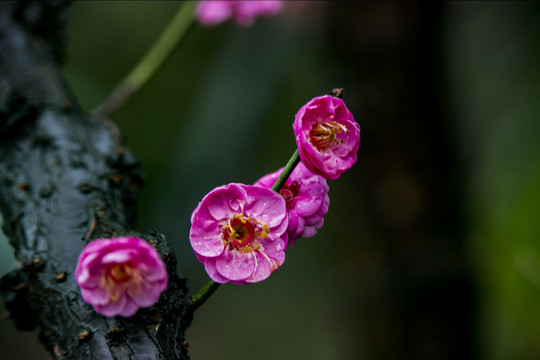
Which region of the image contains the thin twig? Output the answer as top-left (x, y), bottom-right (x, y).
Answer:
top-left (93, 1), bottom-right (196, 119)
top-left (190, 280), bottom-right (221, 312)
top-left (271, 149), bottom-right (300, 192)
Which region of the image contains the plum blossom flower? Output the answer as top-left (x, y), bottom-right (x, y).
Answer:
top-left (196, 1), bottom-right (284, 27)
top-left (293, 95), bottom-right (361, 180)
top-left (254, 162), bottom-right (329, 247)
top-left (75, 236), bottom-right (168, 317)
top-left (190, 183), bottom-right (288, 284)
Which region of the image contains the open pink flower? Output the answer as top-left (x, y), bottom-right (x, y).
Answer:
top-left (254, 162), bottom-right (329, 247)
top-left (75, 237), bottom-right (168, 317)
top-left (190, 183), bottom-right (288, 284)
top-left (293, 95), bottom-right (360, 180)
top-left (196, 1), bottom-right (283, 27)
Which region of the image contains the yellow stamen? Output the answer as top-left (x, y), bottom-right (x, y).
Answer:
top-left (100, 263), bottom-right (142, 303)
top-left (310, 120), bottom-right (348, 151)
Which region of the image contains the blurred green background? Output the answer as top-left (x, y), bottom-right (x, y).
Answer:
top-left (2, 1), bottom-right (540, 359)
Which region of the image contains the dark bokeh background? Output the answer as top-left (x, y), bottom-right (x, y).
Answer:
top-left (2, 1), bottom-right (540, 359)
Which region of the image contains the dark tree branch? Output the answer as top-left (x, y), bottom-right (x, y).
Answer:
top-left (0, 1), bottom-right (192, 358)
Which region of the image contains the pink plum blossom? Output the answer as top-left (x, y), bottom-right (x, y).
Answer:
top-left (254, 162), bottom-right (329, 247)
top-left (293, 95), bottom-right (361, 180)
top-left (75, 236), bottom-right (168, 317)
top-left (190, 183), bottom-right (288, 284)
top-left (196, 1), bottom-right (284, 27)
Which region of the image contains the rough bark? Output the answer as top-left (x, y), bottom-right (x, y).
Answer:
top-left (0, 1), bottom-right (192, 358)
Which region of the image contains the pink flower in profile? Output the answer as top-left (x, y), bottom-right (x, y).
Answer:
top-left (293, 95), bottom-right (360, 180)
top-left (190, 183), bottom-right (288, 284)
top-left (196, 1), bottom-right (284, 27)
top-left (254, 162), bottom-right (329, 247)
top-left (75, 237), bottom-right (168, 317)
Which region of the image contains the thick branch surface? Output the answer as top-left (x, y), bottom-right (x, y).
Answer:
top-left (0, 1), bottom-right (191, 359)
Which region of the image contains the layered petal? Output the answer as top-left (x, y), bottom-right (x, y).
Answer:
top-left (293, 95), bottom-right (360, 180)
top-left (75, 237), bottom-right (168, 317)
top-left (203, 257), bottom-right (231, 284)
top-left (254, 162), bottom-right (330, 245)
top-left (190, 183), bottom-right (288, 284)
top-left (216, 248), bottom-right (256, 281)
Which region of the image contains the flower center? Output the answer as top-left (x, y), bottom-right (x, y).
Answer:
top-left (101, 262), bottom-right (142, 302)
top-left (222, 214), bottom-right (270, 252)
top-left (280, 181), bottom-right (300, 210)
top-left (309, 120), bottom-right (348, 151)
top-left (110, 264), bottom-right (132, 282)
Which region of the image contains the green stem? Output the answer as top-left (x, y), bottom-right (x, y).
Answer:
top-left (190, 280), bottom-right (221, 311)
top-left (93, 1), bottom-right (197, 118)
top-left (271, 149), bottom-right (300, 192)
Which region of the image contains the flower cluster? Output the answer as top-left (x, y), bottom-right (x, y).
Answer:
top-left (75, 92), bottom-right (359, 316)
top-left (75, 237), bottom-right (168, 317)
top-left (254, 162), bottom-right (329, 247)
top-left (188, 93), bottom-right (359, 284)
top-left (190, 183), bottom-right (288, 284)
top-left (196, 1), bottom-right (284, 27)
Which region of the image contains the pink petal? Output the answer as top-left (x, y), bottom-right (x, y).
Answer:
top-left (75, 265), bottom-right (102, 287)
top-left (117, 298), bottom-right (140, 317)
top-left (253, 170), bottom-right (279, 189)
top-left (190, 205), bottom-right (225, 257)
top-left (80, 286), bottom-right (109, 305)
top-left (130, 281), bottom-right (161, 307)
top-left (140, 263), bottom-right (167, 283)
top-left (301, 225), bottom-right (318, 239)
top-left (294, 185), bottom-right (324, 217)
top-left (287, 210), bottom-right (299, 236)
top-left (203, 257), bottom-right (230, 284)
top-left (261, 236), bottom-right (287, 264)
top-left (94, 295), bottom-right (127, 317)
top-left (205, 183), bottom-right (246, 221)
top-left (290, 216), bottom-right (305, 243)
top-left (196, 1), bottom-right (234, 26)
top-left (243, 252), bottom-right (272, 283)
top-left (189, 221), bottom-right (225, 258)
top-left (244, 187), bottom-right (287, 229)
top-left (216, 248), bottom-right (256, 281)
top-left (101, 249), bottom-right (136, 264)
